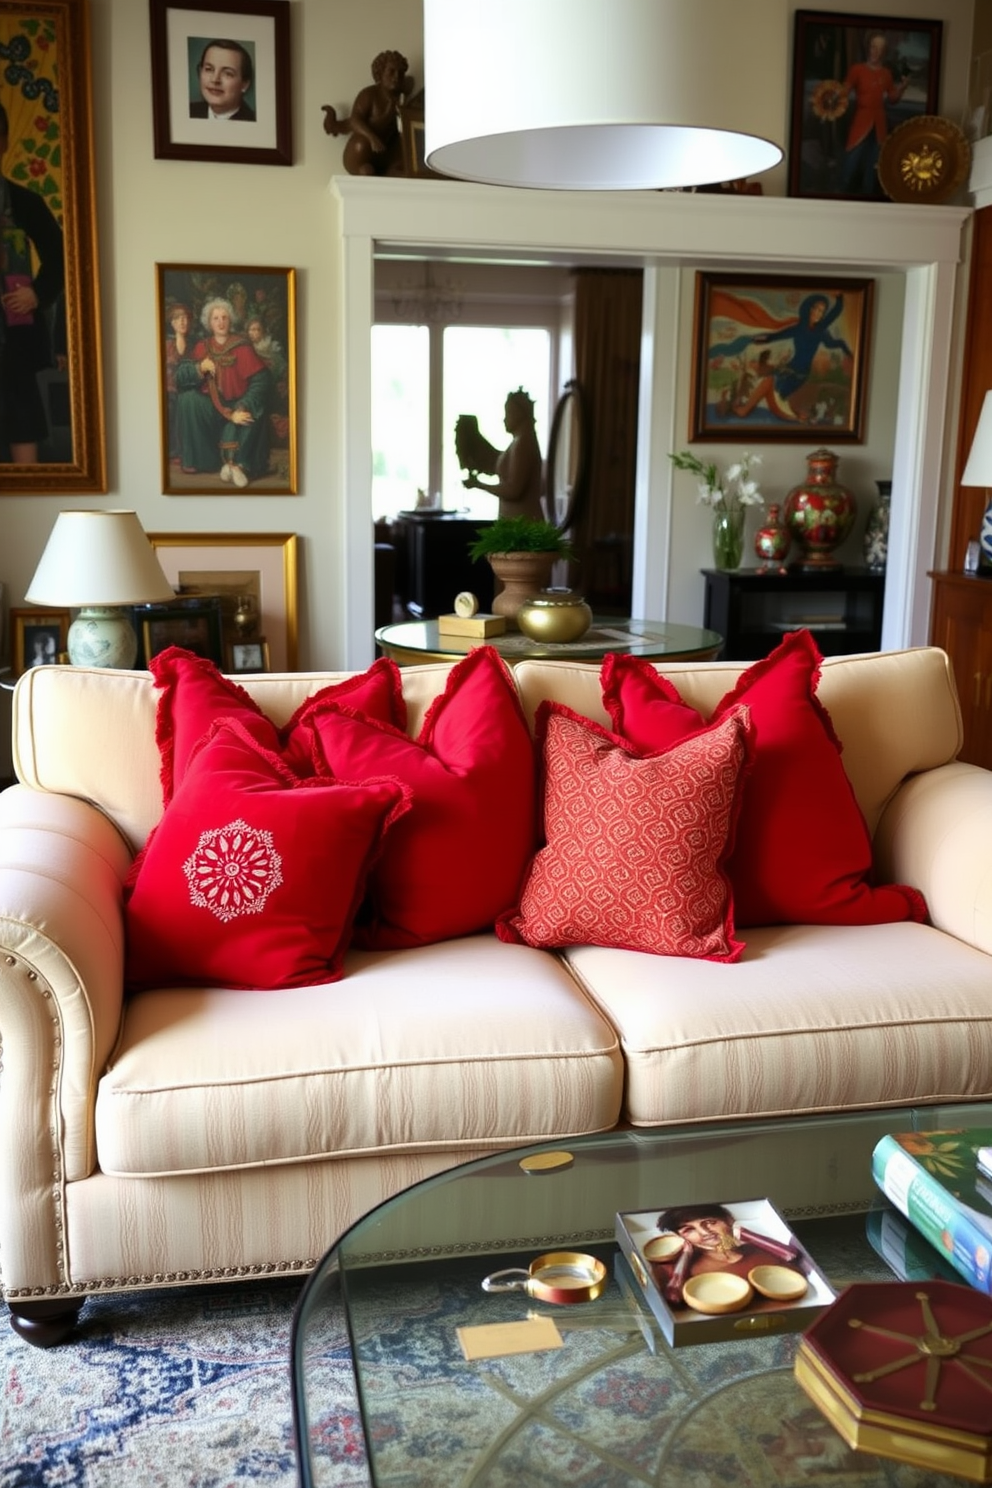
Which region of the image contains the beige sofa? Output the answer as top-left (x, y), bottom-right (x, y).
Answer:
top-left (1, 646), bottom-right (991, 1346)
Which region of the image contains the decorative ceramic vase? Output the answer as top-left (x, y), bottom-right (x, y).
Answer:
top-left (486, 551), bottom-right (557, 628)
top-left (516, 589), bottom-right (593, 643)
top-left (783, 448), bottom-right (856, 570)
top-left (754, 503), bottom-right (790, 573)
top-left (862, 480), bottom-right (891, 573)
top-left (712, 507), bottom-right (745, 571)
top-left (979, 497), bottom-right (992, 570)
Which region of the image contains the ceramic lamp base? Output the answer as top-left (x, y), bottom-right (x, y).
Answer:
top-left (67, 606), bottom-right (138, 669)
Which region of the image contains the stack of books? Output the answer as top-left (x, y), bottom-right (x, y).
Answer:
top-left (872, 1126), bottom-right (992, 1296)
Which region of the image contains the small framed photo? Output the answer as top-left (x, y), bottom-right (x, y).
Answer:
top-left (11, 609), bottom-right (70, 676)
top-left (139, 597), bottom-right (225, 668)
top-left (156, 263), bottom-right (297, 495)
top-left (788, 11), bottom-right (942, 201)
top-left (149, 0), bottom-right (292, 166)
top-left (689, 272), bottom-right (874, 443)
top-left (229, 639), bottom-right (270, 673)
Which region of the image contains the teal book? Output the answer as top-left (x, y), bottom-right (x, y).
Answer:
top-left (871, 1128), bottom-right (992, 1295)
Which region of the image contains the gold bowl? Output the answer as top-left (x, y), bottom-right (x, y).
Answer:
top-left (516, 589), bottom-right (593, 643)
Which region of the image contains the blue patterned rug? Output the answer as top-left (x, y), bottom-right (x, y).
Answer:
top-left (0, 1281), bottom-right (369, 1486)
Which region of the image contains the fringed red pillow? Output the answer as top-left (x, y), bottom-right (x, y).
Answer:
top-left (305, 646), bottom-right (537, 949)
top-left (124, 718), bottom-right (410, 990)
top-left (148, 647), bottom-right (405, 804)
top-left (602, 629), bottom-right (927, 928)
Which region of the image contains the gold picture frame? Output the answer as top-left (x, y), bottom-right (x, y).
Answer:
top-left (156, 262), bottom-right (297, 495)
top-left (0, 0), bottom-right (106, 491)
top-left (148, 532), bottom-right (298, 670)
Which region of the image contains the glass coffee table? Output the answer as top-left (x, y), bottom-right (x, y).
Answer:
top-left (373, 617), bottom-right (723, 666)
top-left (291, 1105), bottom-right (988, 1486)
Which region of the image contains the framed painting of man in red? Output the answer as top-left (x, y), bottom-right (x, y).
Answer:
top-left (689, 272), bottom-right (874, 443)
top-left (156, 262), bottom-right (297, 494)
top-left (788, 12), bottom-right (942, 201)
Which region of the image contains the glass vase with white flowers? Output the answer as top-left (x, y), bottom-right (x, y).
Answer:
top-left (669, 449), bottom-right (764, 571)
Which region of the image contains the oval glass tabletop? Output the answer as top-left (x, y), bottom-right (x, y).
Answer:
top-left (375, 616), bottom-right (723, 665)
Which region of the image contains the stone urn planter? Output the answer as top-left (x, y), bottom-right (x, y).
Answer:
top-left (486, 551), bottom-right (557, 628)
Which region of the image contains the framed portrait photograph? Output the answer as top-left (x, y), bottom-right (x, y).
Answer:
top-left (148, 532), bottom-right (298, 670)
top-left (788, 11), bottom-right (942, 201)
top-left (149, 0), bottom-right (292, 165)
top-left (10, 607), bottom-right (69, 675)
top-left (689, 273), bottom-right (874, 443)
top-left (0, 0), bottom-right (106, 492)
top-left (137, 596), bottom-right (225, 667)
top-left (156, 263), bottom-right (297, 495)
top-left (229, 639), bottom-right (269, 673)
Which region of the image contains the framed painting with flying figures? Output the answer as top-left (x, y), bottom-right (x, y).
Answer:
top-left (689, 272), bottom-right (874, 443)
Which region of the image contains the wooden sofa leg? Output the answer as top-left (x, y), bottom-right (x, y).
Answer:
top-left (7, 1297), bottom-right (84, 1347)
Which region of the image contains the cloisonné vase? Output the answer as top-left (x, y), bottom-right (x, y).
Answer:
top-left (784, 448), bottom-right (856, 570)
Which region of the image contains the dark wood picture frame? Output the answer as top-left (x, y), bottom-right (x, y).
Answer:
top-left (156, 263), bottom-right (297, 494)
top-left (229, 638), bottom-right (269, 672)
top-left (149, 0), bottom-right (292, 166)
top-left (138, 596), bottom-right (225, 668)
top-left (788, 10), bottom-right (942, 201)
top-left (10, 607), bottom-right (69, 674)
top-left (689, 272), bottom-right (874, 443)
top-left (0, 0), bottom-right (106, 492)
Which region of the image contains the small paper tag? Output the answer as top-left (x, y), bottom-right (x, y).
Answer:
top-left (457, 1316), bottom-right (564, 1360)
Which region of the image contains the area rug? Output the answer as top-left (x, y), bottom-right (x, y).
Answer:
top-left (0, 1280), bottom-right (370, 1486)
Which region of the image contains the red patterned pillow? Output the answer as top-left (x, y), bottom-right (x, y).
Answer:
top-left (602, 629), bottom-right (927, 928)
top-left (149, 647), bottom-right (405, 803)
top-left (124, 718), bottom-right (410, 990)
top-left (497, 703), bottom-right (751, 962)
top-left (305, 646), bottom-right (537, 949)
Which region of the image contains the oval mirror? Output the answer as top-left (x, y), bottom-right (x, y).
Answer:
top-left (545, 378), bottom-right (589, 534)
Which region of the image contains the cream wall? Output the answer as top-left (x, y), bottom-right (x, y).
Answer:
top-left (0, 0), bottom-right (979, 683)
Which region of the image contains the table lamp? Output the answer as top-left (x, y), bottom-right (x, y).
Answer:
top-left (961, 389), bottom-right (992, 571)
top-left (25, 510), bottom-right (176, 667)
top-left (424, 0), bottom-right (785, 190)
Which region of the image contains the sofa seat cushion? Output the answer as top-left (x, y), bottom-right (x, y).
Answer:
top-left (95, 936), bottom-right (623, 1177)
top-left (562, 922), bottom-right (992, 1126)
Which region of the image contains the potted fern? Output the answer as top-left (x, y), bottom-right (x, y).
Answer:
top-left (468, 517), bottom-right (576, 627)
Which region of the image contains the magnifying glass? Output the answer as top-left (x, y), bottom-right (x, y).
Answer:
top-left (482, 1251), bottom-right (608, 1305)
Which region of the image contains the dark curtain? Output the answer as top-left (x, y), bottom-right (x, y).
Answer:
top-left (569, 268), bottom-right (643, 614)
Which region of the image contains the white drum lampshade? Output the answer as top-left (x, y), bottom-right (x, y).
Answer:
top-left (424, 0), bottom-right (786, 191)
top-left (25, 510), bottom-right (176, 668)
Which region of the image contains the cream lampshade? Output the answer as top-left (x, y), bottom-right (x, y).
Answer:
top-left (25, 510), bottom-right (176, 668)
top-left (961, 390), bottom-right (992, 569)
top-left (423, 0), bottom-right (785, 190)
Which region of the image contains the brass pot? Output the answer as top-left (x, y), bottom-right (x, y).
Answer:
top-left (516, 589), bottom-right (593, 643)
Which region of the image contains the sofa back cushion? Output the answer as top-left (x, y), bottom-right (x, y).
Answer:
top-left (12, 644), bottom-right (961, 854)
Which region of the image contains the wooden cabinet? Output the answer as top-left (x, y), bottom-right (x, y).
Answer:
top-left (928, 572), bottom-right (992, 768)
top-left (702, 568), bottom-right (884, 661)
top-left (391, 513), bottom-right (494, 619)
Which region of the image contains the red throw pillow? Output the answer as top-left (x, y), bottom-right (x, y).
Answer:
top-left (124, 718), bottom-right (410, 990)
top-left (602, 629), bottom-right (927, 928)
top-left (304, 646), bottom-right (537, 949)
top-left (149, 647), bottom-right (405, 804)
top-left (497, 704), bottom-right (751, 962)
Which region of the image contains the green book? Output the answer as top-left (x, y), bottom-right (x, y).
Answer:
top-left (871, 1127), bottom-right (992, 1295)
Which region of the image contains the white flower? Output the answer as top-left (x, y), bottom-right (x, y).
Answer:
top-left (669, 448), bottom-right (764, 516)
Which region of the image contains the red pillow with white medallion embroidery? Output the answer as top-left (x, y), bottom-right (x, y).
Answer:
top-left (124, 718), bottom-right (410, 990)
top-left (304, 646), bottom-right (537, 949)
top-left (497, 702), bottom-right (752, 962)
top-left (148, 647), bottom-right (405, 804)
top-left (601, 629), bottom-right (927, 928)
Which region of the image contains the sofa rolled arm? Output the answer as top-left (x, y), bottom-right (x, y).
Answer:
top-left (0, 786), bottom-right (132, 1292)
top-left (874, 761), bottom-right (992, 956)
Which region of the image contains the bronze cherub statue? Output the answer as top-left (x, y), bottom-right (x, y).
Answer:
top-left (322, 50), bottom-right (411, 177)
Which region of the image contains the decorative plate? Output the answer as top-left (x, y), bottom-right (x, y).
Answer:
top-left (877, 115), bottom-right (971, 204)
